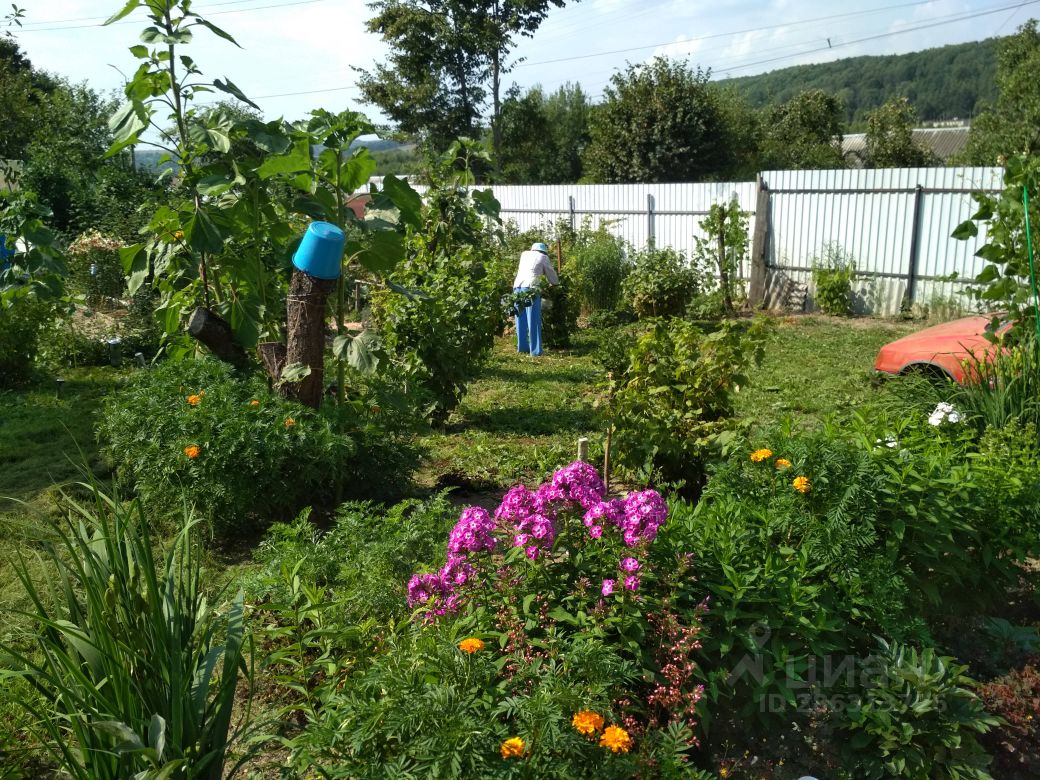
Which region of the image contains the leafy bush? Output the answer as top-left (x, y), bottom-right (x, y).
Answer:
top-left (839, 640), bottom-right (998, 779)
top-left (609, 318), bottom-right (768, 492)
top-left (247, 493), bottom-right (457, 623)
top-left (977, 663), bottom-right (1040, 779)
top-left (0, 486), bottom-right (250, 779)
top-left (567, 228), bottom-right (630, 313)
top-left (97, 358), bottom-right (416, 533)
top-left (591, 323), bottom-right (641, 378)
top-left (277, 463), bottom-right (711, 776)
top-left (375, 181), bottom-right (501, 424)
top-left (622, 247), bottom-right (700, 318)
top-left (690, 199), bottom-right (749, 316)
top-left (811, 244), bottom-right (856, 316)
top-left (0, 298), bottom-right (52, 387)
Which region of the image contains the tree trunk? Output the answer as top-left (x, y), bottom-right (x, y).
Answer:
top-left (187, 307), bottom-right (248, 367)
top-left (282, 269), bottom-right (336, 409)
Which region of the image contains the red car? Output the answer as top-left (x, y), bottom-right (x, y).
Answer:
top-left (874, 314), bottom-right (1010, 383)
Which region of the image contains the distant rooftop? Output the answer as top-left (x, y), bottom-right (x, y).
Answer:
top-left (841, 127), bottom-right (970, 168)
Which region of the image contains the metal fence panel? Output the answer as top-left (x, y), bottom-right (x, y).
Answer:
top-left (364, 168), bottom-right (1005, 316)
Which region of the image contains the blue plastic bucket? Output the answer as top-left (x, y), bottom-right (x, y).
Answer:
top-left (292, 221), bottom-right (345, 280)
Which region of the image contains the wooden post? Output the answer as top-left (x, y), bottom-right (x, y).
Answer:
top-left (280, 270), bottom-right (336, 409)
top-left (577, 436), bottom-right (589, 462)
top-left (556, 238), bottom-right (562, 274)
top-left (748, 175), bottom-right (770, 307)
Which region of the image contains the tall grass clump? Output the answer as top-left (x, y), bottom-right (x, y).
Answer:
top-left (954, 338), bottom-right (1040, 433)
top-left (0, 486), bottom-right (251, 779)
top-left (567, 228), bottom-right (629, 313)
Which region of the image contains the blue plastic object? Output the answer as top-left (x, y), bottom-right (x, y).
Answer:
top-left (0, 233), bottom-right (12, 259)
top-left (292, 221), bottom-right (345, 280)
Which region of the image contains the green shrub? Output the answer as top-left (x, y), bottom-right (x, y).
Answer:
top-left (839, 640), bottom-right (998, 779)
top-left (540, 279), bottom-right (579, 348)
top-left (0, 485), bottom-right (250, 779)
top-left (97, 358), bottom-right (416, 533)
top-left (591, 323), bottom-right (641, 378)
top-left (811, 244), bottom-right (856, 316)
top-left (247, 493), bottom-right (457, 623)
top-left (567, 228), bottom-right (630, 313)
top-left (375, 182), bottom-right (501, 424)
top-left (0, 298), bottom-right (52, 387)
top-left (622, 247), bottom-right (700, 318)
top-left (609, 318), bottom-right (768, 491)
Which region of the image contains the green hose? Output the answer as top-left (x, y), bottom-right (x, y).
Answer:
top-left (1023, 185), bottom-right (1040, 345)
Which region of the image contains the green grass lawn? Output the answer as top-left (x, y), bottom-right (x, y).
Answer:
top-left (733, 314), bottom-right (919, 427)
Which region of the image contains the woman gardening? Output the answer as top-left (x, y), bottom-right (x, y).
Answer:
top-left (512, 241), bottom-right (559, 356)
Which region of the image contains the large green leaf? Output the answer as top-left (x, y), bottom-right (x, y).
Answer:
top-left (339, 150), bottom-right (377, 195)
top-left (379, 175), bottom-right (423, 229)
top-left (258, 137), bottom-right (312, 179)
top-left (951, 220), bottom-right (978, 240)
top-left (353, 230), bottom-right (405, 273)
top-left (107, 100), bottom-right (149, 156)
top-left (194, 19), bottom-right (241, 48)
top-left (184, 208), bottom-right (225, 255)
top-left (121, 243), bottom-right (149, 295)
top-left (212, 77), bottom-right (258, 110)
top-left (105, 0), bottom-right (141, 25)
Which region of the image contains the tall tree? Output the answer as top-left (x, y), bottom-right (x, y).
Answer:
top-left (758, 89), bottom-right (847, 170)
top-left (864, 96), bottom-right (938, 168)
top-left (357, 0), bottom-right (568, 167)
top-left (964, 20), bottom-right (1040, 164)
top-left (582, 58), bottom-right (739, 183)
top-left (497, 82), bottom-right (589, 182)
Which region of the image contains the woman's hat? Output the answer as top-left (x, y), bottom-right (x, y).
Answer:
top-left (531, 242), bottom-right (549, 253)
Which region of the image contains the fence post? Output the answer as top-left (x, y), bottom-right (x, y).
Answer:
top-left (569, 195), bottom-right (576, 232)
top-left (904, 184), bottom-right (925, 310)
top-left (748, 174), bottom-right (770, 306)
top-left (647, 193), bottom-right (656, 248)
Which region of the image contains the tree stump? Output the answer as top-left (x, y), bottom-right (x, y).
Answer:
top-left (281, 270), bottom-right (336, 409)
top-left (188, 307), bottom-right (248, 367)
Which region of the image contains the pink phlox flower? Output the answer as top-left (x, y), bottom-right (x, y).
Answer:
top-left (447, 506), bottom-right (496, 555)
top-left (589, 525), bottom-right (603, 539)
top-left (407, 572), bottom-right (449, 608)
top-left (620, 557), bottom-right (641, 573)
top-left (550, 461), bottom-right (606, 508)
top-left (533, 482), bottom-right (566, 514)
top-left (525, 546), bottom-right (540, 561)
top-left (624, 575), bottom-right (640, 592)
top-left (620, 490), bottom-right (668, 546)
top-left (495, 484), bottom-right (536, 523)
top-left (513, 533), bottom-right (530, 548)
top-left (440, 555), bottom-right (474, 588)
top-left (601, 578), bottom-right (616, 597)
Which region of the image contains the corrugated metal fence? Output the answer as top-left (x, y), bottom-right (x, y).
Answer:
top-left (367, 167), bottom-right (1004, 316)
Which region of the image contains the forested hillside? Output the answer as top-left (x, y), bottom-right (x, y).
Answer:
top-left (719, 38), bottom-right (999, 124)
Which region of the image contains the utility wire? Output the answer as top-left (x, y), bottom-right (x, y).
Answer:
top-left (16, 0), bottom-right (327, 33)
top-left (518, 0), bottom-right (1034, 68)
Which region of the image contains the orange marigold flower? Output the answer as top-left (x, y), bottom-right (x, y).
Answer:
top-left (775, 458), bottom-right (792, 469)
top-left (500, 737), bottom-right (525, 759)
top-left (183, 445), bottom-right (200, 459)
top-left (750, 448), bottom-right (773, 463)
top-left (458, 637), bottom-right (484, 653)
top-left (249, 399), bottom-right (260, 407)
top-left (284, 417), bottom-right (296, 428)
top-left (186, 394), bottom-right (202, 406)
top-left (793, 475), bottom-right (811, 493)
top-left (599, 725), bottom-right (632, 753)
top-left (572, 710), bottom-right (605, 735)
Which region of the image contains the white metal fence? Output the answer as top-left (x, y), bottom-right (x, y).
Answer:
top-left (366, 167), bottom-right (1005, 316)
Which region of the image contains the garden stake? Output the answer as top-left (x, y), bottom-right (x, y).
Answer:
top-left (577, 436), bottom-right (589, 462)
top-left (604, 371), bottom-right (614, 493)
top-left (1022, 185), bottom-right (1040, 345)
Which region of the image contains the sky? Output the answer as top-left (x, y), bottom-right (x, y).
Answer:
top-left (10, 0), bottom-right (1037, 132)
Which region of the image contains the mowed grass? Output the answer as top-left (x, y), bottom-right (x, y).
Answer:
top-left (734, 315), bottom-right (919, 427)
top-left (420, 314), bottom-right (921, 490)
top-left (418, 329), bottom-right (608, 492)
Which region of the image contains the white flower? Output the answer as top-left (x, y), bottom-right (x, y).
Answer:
top-left (928, 402), bottom-right (962, 426)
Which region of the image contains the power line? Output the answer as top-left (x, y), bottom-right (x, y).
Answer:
top-left (16, 0), bottom-right (327, 33)
top-left (515, 0), bottom-right (952, 68)
top-left (718, 0), bottom-right (1039, 75)
top-left (17, 0), bottom-right (270, 28)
